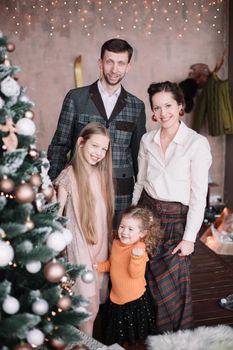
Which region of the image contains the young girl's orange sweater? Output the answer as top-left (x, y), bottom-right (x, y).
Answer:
top-left (97, 239), bottom-right (148, 305)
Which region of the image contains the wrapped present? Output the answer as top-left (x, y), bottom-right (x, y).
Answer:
top-left (201, 207), bottom-right (233, 255)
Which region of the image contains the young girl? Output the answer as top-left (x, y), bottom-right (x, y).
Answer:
top-left (96, 206), bottom-right (160, 346)
top-left (54, 122), bottom-right (114, 336)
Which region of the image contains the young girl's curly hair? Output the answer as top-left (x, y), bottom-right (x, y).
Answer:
top-left (117, 205), bottom-right (161, 257)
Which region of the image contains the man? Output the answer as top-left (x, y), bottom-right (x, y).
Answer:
top-left (48, 38), bottom-right (146, 226)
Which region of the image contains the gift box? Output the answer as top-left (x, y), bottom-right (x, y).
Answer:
top-left (201, 207), bottom-right (233, 255)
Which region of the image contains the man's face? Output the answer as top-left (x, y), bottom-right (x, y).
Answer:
top-left (99, 50), bottom-right (131, 86)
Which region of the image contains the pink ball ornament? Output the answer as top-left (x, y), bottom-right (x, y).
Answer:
top-left (15, 183), bottom-right (35, 204)
top-left (44, 261), bottom-right (66, 283)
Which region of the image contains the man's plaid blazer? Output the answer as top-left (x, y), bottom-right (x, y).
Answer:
top-left (47, 81), bottom-right (146, 212)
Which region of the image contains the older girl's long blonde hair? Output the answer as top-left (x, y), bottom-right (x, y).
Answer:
top-left (71, 122), bottom-right (114, 244)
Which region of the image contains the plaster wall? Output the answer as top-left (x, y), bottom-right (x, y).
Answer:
top-left (0, 0), bottom-right (229, 201)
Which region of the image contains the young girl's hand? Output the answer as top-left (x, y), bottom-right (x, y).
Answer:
top-left (93, 263), bottom-right (98, 270)
top-left (132, 247), bottom-right (145, 256)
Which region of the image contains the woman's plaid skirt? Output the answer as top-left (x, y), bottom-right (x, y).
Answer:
top-left (138, 189), bottom-right (194, 333)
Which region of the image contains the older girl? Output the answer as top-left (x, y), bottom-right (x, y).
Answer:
top-left (54, 122), bottom-right (114, 336)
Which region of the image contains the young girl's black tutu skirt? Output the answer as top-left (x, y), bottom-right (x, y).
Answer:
top-left (102, 289), bottom-right (157, 346)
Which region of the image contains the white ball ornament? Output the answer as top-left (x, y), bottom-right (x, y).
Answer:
top-left (26, 261), bottom-right (42, 273)
top-left (26, 329), bottom-right (45, 346)
top-left (62, 228), bottom-right (73, 245)
top-left (46, 232), bottom-right (67, 252)
top-left (0, 240), bottom-right (14, 266)
top-left (2, 296), bottom-right (20, 314)
top-left (81, 270), bottom-right (94, 284)
top-left (32, 299), bottom-right (49, 315)
top-left (16, 118), bottom-right (36, 136)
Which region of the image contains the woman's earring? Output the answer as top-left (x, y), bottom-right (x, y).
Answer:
top-left (179, 109), bottom-right (184, 117)
top-left (152, 114), bottom-right (157, 122)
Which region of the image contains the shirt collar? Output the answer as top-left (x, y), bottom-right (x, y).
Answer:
top-left (98, 79), bottom-right (121, 98)
top-left (153, 121), bottom-right (189, 145)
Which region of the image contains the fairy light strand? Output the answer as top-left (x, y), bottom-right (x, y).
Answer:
top-left (0, 0), bottom-right (225, 38)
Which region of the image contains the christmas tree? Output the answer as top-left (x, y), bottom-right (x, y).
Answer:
top-left (0, 32), bottom-right (91, 350)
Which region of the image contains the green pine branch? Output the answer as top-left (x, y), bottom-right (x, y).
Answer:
top-left (0, 313), bottom-right (41, 338)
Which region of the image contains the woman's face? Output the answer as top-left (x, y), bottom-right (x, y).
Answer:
top-left (79, 134), bottom-right (109, 166)
top-left (152, 91), bottom-right (182, 130)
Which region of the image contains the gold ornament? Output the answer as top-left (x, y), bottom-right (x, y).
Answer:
top-left (60, 276), bottom-right (75, 294)
top-left (49, 338), bottom-right (66, 350)
top-left (25, 217), bottom-right (35, 230)
top-left (74, 55), bottom-right (83, 88)
top-left (0, 228), bottom-right (6, 238)
top-left (0, 118), bottom-right (18, 151)
top-left (25, 110), bottom-right (34, 119)
top-left (30, 173), bottom-right (42, 188)
top-left (3, 58), bottom-right (11, 66)
top-left (28, 148), bottom-right (39, 160)
top-left (15, 183), bottom-right (35, 204)
top-left (42, 186), bottom-right (54, 202)
top-left (6, 42), bottom-right (15, 52)
top-left (44, 261), bottom-right (66, 283)
top-left (57, 295), bottom-right (72, 310)
top-left (0, 177), bottom-right (15, 193)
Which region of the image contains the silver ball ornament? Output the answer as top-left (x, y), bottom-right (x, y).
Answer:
top-left (2, 296), bottom-right (20, 314)
top-left (26, 261), bottom-right (42, 273)
top-left (25, 110), bottom-right (34, 119)
top-left (32, 298), bottom-right (49, 315)
top-left (81, 270), bottom-right (94, 284)
top-left (46, 232), bottom-right (67, 252)
top-left (26, 328), bottom-right (45, 346)
top-left (16, 118), bottom-right (36, 136)
top-left (0, 240), bottom-right (14, 266)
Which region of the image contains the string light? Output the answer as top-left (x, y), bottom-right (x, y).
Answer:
top-left (0, 0), bottom-right (225, 39)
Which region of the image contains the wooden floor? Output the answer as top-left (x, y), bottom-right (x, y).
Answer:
top-left (191, 239), bottom-right (233, 328)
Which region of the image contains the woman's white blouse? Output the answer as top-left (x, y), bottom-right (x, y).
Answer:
top-left (132, 121), bottom-right (212, 242)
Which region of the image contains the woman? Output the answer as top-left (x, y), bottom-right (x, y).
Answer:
top-left (132, 81), bottom-right (212, 333)
top-left (54, 122), bottom-right (114, 336)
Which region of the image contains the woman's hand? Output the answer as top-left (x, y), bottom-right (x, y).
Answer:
top-left (172, 240), bottom-right (194, 257)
